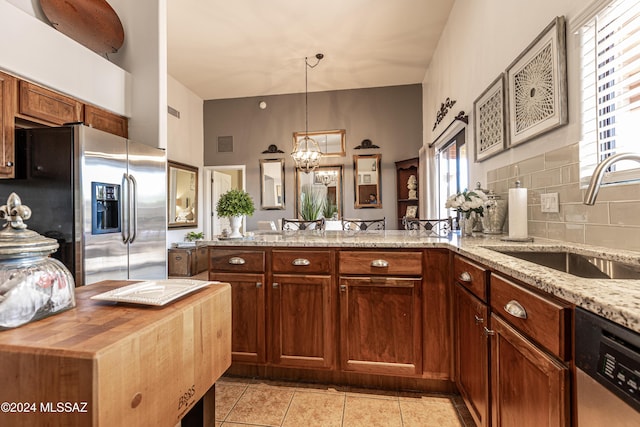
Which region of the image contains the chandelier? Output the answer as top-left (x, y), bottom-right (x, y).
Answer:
top-left (291, 53), bottom-right (324, 173)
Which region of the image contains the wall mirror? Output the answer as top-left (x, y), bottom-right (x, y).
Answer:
top-left (293, 129), bottom-right (346, 157)
top-left (168, 160), bottom-right (198, 228)
top-left (295, 165), bottom-right (343, 220)
top-left (354, 154), bottom-right (382, 209)
top-left (260, 158), bottom-right (285, 210)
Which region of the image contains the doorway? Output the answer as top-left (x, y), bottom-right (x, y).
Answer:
top-left (204, 165), bottom-right (246, 238)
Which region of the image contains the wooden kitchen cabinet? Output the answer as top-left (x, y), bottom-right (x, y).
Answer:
top-left (210, 249), bottom-right (266, 364)
top-left (488, 273), bottom-right (571, 427)
top-left (490, 314), bottom-right (569, 427)
top-left (271, 250), bottom-right (335, 369)
top-left (84, 104), bottom-right (128, 138)
top-left (455, 283), bottom-right (490, 427)
top-left (453, 254), bottom-right (490, 427)
top-left (0, 71), bottom-right (16, 178)
top-left (395, 157), bottom-right (419, 228)
top-left (339, 250), bottom-right (423, 376)
top-left (18, 80), bottom-right (83, 125)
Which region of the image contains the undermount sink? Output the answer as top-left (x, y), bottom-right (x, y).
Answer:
top-left (490, 249), bottom-right (640, 279)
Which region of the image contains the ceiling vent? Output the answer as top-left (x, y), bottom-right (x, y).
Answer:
top-left (217, 136), bottom-right (234, 153)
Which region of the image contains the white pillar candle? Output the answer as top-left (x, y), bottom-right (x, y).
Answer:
top-left (508, 181), bottom-right (528, 239)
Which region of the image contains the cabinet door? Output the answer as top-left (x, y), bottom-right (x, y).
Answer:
top-left (210, 272), bottom-right (265, 364)
top-left (196, 246), bottom-right (208, 274)
top-left (271, 274), bottom-right (334, 369)
top-left (84, 104), bottom-right (128, 138)
top-left (455, 284), bottom-right (490, 427)
top-left (19, 81), bottom-right (82, 125)
top-left (0, 71), bottom-right (16, 178)
top-left (339, 276), bottom-right (422, 376)
top-left (490, 314), bottom-right (569, 427)
top-left (168, 248), bottom-right (194, 277)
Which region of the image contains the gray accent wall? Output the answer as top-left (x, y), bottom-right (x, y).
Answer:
top-left (203, 84), bottom-right (422, 230)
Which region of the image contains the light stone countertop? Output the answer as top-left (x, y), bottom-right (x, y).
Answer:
top-left (206, 230), bottom-right (640, 333)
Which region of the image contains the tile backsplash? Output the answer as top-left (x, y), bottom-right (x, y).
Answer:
top-left (486, 143), bottom-right (640, 252)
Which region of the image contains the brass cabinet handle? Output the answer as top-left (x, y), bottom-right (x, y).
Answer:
top-left (459, 271), bottom-right (472, 282)
top-left (483, 327), bottom-right (495, 337)
top-left (174, 256), bottom-right (182, 261)
top-left (474, 314), bottom-right (484, 325)
top-left (6, 161), bottom-right (13, 167)
top-left (292, 258), bottom-right (310, 266)
top-left (340, 285), bottom-right (347, 292)
top-left (504, 300), bottom-right (528, 319)
top-left (256, 282), bottom-right (262, 288)
top-left (273, 282), bottom-right (279, 289)
top-left (228, 257), bottom-right (246, 265)
top-left (371, 259), bottom-right (389, 268)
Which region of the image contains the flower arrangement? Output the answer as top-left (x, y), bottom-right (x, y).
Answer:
top-left (216, 189), bottom-right (255, 217)
top-left (445, 188), bottom-right (488, 218)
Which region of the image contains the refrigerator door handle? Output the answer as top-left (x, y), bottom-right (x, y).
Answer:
top-left (121, 173), bottom-right (130, 243)
top-left (129, 174), bottom-right (138, 243)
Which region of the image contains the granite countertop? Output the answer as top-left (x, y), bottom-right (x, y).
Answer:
top-left (205, 230), bottom-right (640, 333)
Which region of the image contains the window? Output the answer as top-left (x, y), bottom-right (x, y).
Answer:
top-left (436, 129), bottom-right (467, 219)
top-left (580, 0), bottom-right (640, 186)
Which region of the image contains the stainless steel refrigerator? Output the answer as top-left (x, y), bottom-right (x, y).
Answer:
top-left (0, 125), bottom-right (166, 285)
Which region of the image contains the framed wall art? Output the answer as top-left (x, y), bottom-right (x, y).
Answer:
top-left (506, 16), bottom-right (567, 147)
top-left (474, 73), bottom-right (507, 161)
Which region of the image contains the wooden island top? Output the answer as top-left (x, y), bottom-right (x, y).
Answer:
top-left (0, 279), bottom-right (231, 427)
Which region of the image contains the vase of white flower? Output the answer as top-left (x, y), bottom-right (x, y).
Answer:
top-left (445, 189), bottom-right (488, 236)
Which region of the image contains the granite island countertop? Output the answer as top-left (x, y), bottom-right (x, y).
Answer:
top-left (205, 230), bottom-right (640, 333)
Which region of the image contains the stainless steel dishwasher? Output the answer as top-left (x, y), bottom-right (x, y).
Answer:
top-left (575, 308), bottom-right (640, 426)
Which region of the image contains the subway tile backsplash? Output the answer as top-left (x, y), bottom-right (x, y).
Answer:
top-left (486, 143), bottom-right (640, 252)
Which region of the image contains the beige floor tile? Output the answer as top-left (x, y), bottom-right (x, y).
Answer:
top-left (399, 398), bottom-right (463, 427)
top-left (221, 423), bottom-right (268, 427)
top-left (250, 378), bottom-right (300, 390)
top-left (294, 382), bottom-right (348, 394)
top-left (342, 396), bottom-right (402, 427)
top-left (215, 383), bottom-right (248, 421)
top-left (218, 375), bottom-right (255, 386)
top-left (282, 391), bottom-right (345, 427)
top-left (225, 386), bottom-right (294, 426)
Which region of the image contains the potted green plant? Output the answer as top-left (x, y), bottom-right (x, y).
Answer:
top-left (185, 231), bottom-right (204, 242)
top-left (299, 189), bottom-right (324, 220)
top-left (216, 189), bottom-right (255, 238)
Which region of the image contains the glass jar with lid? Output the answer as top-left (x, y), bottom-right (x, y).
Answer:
top-left (0, 193), bottom-right (75, 330)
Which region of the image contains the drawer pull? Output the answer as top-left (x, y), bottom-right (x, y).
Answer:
top-left (483, 327), bottom-right (495, 337)
top-left (459, 271), bottom-right (472, 282)
top-left (228, 257), bottom-right (246, 265)
top-left (6, 161), bottom-right (13, 167)
top-left (371, 259), bottom-right (389, 268)
top-left (340, 285), bottom-right (347, 292)
top-left (292, 258), bottom-right (311, 266)
top-left (256, 282), bottom-right (262, 288)
top-left (174, 256), bottom-right (182, 261)
top-left (504, 300), bottom-right (528, 319)
top-left (474, 314), bottom-right (484, 325)
top-left (273, 282), bottom-right (279, 289)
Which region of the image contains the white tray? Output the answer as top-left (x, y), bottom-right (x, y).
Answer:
top-left (90, 279), bottom-right (218, 306)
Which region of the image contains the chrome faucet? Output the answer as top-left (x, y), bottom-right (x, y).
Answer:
top-left (583, 152), bottom-right (640, 205)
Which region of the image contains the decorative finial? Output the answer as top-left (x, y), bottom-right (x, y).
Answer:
top-left (0, 193), bottom-right (32, 230)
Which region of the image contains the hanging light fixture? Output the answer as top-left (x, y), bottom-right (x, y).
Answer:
top-left (291, 53), bottom-right (324, 173)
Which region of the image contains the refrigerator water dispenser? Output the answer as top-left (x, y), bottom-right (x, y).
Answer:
top-left (92, 182), bottom-right (121, 234)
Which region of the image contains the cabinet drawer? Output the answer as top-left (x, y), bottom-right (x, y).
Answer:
top-left (339, 251), bottom-right (422, 276)
top-left (19, 81), bottom-right (82, 125)
top-left (210, 249), bottom-right (265, 273)
top-left (453, 255), bottom-right (487, 301)
top-left (272, 250), bottom-right (332, 274)
top-left (491, 273), bottom-right (571, 360)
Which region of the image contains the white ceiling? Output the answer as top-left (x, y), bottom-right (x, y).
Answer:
top-left (167, 0), bottom-right (455, 100)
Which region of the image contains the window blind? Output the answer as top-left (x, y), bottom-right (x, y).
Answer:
top-left (580, 0), bottom-right (640, 186)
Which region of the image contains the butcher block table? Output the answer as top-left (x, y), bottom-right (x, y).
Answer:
top-left (0, 280), bottom-right (232, 427)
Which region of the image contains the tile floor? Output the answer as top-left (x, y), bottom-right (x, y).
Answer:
top-left (215, 376), bottom-right (476, 427)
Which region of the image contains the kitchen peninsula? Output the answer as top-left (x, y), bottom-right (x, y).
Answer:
top-left (207, 230), bottom-right (640, 427)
